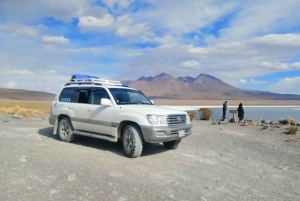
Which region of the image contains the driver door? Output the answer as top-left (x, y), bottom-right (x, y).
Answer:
top-left (86, 88), bottom-right (115, 136)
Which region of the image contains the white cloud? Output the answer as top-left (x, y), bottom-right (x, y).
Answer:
top-left (0, 23), bottom-right (38, 37)
top-left (78, 14), bottom-right (114, 30)
top-left (181, 60), bottom-right (201, 69)
top-left (3, 69), bottom-right (34, 75)
top-left (6, 81), bottom-right (17, 88)
top-left (250, 79), bottom-right (267, 85)
top-left (38, 69), bottom-right (58, 74)
top-left (42, 35), bottom-right (70, 44)
top-left (114, 15), bottom-right (155, 37)
top-left (260, 61), bottom-right (300, 70)
top-left (248, 34), bottom-right (300, 47)
top-left (102, 0), bottom-right (134, 10)
top-left (216, 0), bottom-right (300, 43)
top-left (240, 79), bottom-right (246, 84)
top-left (269, 77), bottom-right (300, 94)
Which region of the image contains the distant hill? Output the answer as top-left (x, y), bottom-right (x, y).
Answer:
top-left (123, 73), bottom-right (300, 100)
top-left (0, 88), bottom-right (55, 101)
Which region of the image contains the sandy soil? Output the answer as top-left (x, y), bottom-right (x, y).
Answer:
top-left (0, 116), bottom-right (299, 201)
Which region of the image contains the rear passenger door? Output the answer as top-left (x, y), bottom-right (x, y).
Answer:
top-left (71, 88), bottom-right (92, 130)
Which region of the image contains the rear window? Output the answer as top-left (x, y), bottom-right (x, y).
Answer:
top-left (59, 87), bottom-right (77, 102)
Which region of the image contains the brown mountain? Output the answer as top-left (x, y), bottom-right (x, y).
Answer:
top-left (125, 73), bottom-right (300, 100)
top-left (0, 87), bottom-right (55, 101)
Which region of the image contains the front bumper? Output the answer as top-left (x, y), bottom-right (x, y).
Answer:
top-left (140, 123), bottom-right (192, 143)
top-left (49, 116), bottom-right (57, 126)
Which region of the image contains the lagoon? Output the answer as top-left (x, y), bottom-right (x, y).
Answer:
top-left (207, 106), bottom-right (300, 122)
top-left (162, 105), bottom-right (300, 122)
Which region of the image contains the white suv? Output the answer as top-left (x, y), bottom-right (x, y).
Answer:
top-left (49, 74), bottom-right (192, 158)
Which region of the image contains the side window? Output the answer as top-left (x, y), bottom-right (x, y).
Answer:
top-left (76, 89), bottom-right (90, 104)
top-left (59, 87), bottom-right (77, 103)
top-left (89, 88), bottom-right (110, 105)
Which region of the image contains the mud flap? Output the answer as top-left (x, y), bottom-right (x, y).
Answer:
top-left (53, 119), bottom-right (58, 135)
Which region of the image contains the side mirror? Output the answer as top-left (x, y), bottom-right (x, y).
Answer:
top-left (150, 100), bottom-right (154, 104)
top-left (101, 98), bottom-right (112, 106)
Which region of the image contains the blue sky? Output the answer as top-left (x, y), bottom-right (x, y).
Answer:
top-left (0, 0), bottom-right (300, 95)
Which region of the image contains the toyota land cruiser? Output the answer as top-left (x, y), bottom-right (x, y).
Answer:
top-left (49, 74), bottom-right (192, 158)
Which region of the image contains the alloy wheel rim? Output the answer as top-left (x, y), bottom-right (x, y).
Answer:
top-left (61, 123), bottom-right (68, 137)
top-left (124, 132), bottom-right (132, 151)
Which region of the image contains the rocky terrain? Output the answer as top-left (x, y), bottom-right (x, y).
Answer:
top-left (0, 115), bottom-right (299, 201)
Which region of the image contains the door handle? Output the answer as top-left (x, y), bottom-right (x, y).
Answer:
top-left (88, 108), bottom-right (94, 112)
top-left (69, 106), bottom-right (74, 109)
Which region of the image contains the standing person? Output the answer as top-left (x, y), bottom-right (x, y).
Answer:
top-left (237, 103), bottom-right (244, 122)
top-left (222, 101), bottom-right (227, 120)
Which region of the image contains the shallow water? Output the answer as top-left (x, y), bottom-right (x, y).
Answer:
top-left (196, 107), bottom-right (300, 122)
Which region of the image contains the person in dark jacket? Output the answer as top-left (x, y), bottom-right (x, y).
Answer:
top-left (222, 101), bottom-right (227, 120)
top-left (237, 103), bottom-right (244, 122)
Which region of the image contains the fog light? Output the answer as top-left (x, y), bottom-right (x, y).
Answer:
top-left (156, 131), bottom-right (166, 136)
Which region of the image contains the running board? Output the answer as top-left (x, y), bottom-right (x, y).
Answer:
top-left (73, 130), bottom-right (118, 142)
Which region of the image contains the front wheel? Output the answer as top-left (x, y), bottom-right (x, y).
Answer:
top-left (163, 139), bottom-right (181, 149)
top-left (58, 118), bottom-right (75, 142)
top-left (122, 124), bottom-right (143, 158)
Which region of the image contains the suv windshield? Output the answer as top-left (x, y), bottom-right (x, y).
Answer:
top-left (109, 88), bottom-right (152, 105)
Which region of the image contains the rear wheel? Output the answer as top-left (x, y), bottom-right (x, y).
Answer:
top-left (163, 139), bottom-right (181, 149)
top-left (122, 124), bottom-right (143, 158)
top-left (58, 118), bottom-right (75, 142)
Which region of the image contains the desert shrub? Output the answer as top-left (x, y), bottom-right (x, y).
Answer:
top-left (6, 105), bottom-right (20, 114)
top-left (19, 108), bottom-right (29, 117)
top-left (0, 105), bottom-right (50, 118)
top-left (249, 119), bottom-right (256, 126)
top-left (287, 117), bottom-right (294, 124)
top-left (199, 108), bottom-right (213, 120)
top-left (187, 111), bottom-right (196, 121)
top-left (287, 126), bottom-right (298, 135)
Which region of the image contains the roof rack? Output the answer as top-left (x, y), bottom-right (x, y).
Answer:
top-left (65, 78), bottom-right (122, 86)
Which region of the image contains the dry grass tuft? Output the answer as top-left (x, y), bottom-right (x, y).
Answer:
top-left (0, 100), bottom-right (51, 118)
top-left (287, 117), bottom-right (295, 124)
top-left (199, 108), bottom-right (213, 120)
top-left (287, 126), bottom-right (298, 135)
top-left (249, 119), bottom-right (256, 126)
top-left (187, 111), bottom-right (196, 121)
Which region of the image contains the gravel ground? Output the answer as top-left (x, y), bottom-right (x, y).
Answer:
top-left (0, 116), bottom-right (299, 201)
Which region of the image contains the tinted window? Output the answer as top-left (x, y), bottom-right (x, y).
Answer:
top-left (59, 87), bottom-right (77, 102)
top-left (89, 88), bottom-right (110, 105)
top-left (76, 89), bottom-right (90, 104)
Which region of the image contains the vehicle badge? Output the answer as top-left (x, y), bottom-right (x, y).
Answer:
top-left (177, 117), bottom-right (181, 122)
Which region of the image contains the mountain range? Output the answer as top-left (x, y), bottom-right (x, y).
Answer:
top-left (122, 73), bottom-right (300, 100)
top-left (0, 73), bottom-right (299, 101)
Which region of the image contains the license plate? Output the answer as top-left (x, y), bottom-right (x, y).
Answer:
top-left (178, 130), bottom-right (185, 137)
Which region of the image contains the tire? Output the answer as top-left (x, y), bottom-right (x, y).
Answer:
top-left (58, 118), bottom-right (75, 142)
top-left (122, 124), bottom-right (143, 158)
top-left (163, 139), bottom-right (181, 149)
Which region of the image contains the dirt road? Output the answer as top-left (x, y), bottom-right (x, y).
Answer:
top-left (0, 117), bottom-right (299, 201)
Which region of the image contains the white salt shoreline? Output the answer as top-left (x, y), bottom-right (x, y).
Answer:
top-left (161, 105), bottom-right (300, 111)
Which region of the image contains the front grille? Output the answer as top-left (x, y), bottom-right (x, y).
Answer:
top-left (167, 114), bottom-right (187, 125)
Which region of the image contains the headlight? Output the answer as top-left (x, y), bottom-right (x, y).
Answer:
top-left (146, 114), bottom-right (167, 125)
top-left (186, 114), bottom-right (191, 124)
